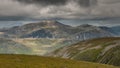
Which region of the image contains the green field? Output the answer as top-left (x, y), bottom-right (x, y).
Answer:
top-left (0, 54), bottom-right (118, 68)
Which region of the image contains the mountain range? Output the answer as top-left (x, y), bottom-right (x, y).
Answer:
top-left (0, 20), bottom-right (119, 41)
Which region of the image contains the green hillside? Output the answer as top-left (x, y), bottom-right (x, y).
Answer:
top-left (0, 38), bottom-right (32, 54)
top-left (12, 38), bottom-right (70, 55)
top-left (0, 54), bottom-right (118, 68)
top-left (49, 37), bottom-right (120, 66)
top-left (0, 38), bottom-right (70, 55)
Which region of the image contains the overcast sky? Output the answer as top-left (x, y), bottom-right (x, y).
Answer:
top-left (0, 0), bottom-right (120, 20)
top-left (0, 0), bottom-right (120, 27)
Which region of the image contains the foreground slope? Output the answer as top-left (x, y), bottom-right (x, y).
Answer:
top-left (0, 54), bottom-right (118, 68)
top-left (49, 37), bottom-right (120, 66)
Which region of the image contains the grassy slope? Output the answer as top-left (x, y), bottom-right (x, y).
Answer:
top-left (12, 38), bottom-right (70, 55)
top-left (50, 37), bottom-right (120, 66)
top-left (0, 54), bottom-right (118, 68)
top-left (0, 38), bottom-right (32, 54)
top-left (0, 38), bottom-right (70, 55)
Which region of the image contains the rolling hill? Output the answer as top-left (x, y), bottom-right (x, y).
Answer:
top-left (0, 54), bottom-right (118, 68)
top-left (49, 37), bottom-right (120, 66)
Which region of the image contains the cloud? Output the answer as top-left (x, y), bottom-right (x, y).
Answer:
top-left (0, 0), bottom-right (120, 20)
top-left (17, 0), bottom-right (67, 6)
top-left (91, 0), bottom-right (120, 17)
top-left (0, 0), bottom-right (40, 18)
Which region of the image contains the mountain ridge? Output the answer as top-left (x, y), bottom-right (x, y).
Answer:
top-left (1, 20), bottom-right (119, 41)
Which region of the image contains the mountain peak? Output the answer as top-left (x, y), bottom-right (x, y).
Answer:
top-left (40, 20), bottom-right (71, 28)
top-left (77, 24), bottom-right (100, 31)
top-left (42, 20), bottom-right (60, 26)
top-left (42, 20), bottom-right (58, 23)
top-left (78, 24), bottom-right (93, 27)
top-left (22, 20), bottom-right (67, 29)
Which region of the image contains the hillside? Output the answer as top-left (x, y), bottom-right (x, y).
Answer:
top-left (0, 38), bottom-right (32, 54)
top-left (111, 26), bottom-right (120, 36)
top-left (12, 38), bottom-right (71, 55)
top-left (0, 54), bottom-right (118, 68)
top-left (0, 38), bottom-right (70, 55)
top-left (49, 37), bottom-right (120, 66)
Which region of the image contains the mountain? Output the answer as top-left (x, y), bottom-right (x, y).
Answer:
top-left (0, 21), bottom-right (25, 28)
top-left (4, 20), bottom-right (73, 38)
top-left (2, 21), bottom-right (116, 41)
top-left (110, 26), bottom-right (120, 36)
top-left (49, 37), bottom-right (120, 66)
top-left (100, 26), bottom-right (120, 36)
top-left (0, 54), bottom-right (117, 68)
top-left (70, 24), bottom-right (113, 42)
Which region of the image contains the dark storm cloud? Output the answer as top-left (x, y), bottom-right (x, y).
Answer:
top-left (78, 0), bottom-right (97, 7)
top-left (99, 0), bottom-right (120, 4)
top-left (79, 0), bottom-right (91, 7)
top-left (17, 0), bottom-right (67, 6)
top-left (18, 0), bottom-right (97, 7)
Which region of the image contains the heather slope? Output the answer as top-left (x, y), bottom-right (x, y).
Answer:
top-left (49, 37), bottom-right (120, 66)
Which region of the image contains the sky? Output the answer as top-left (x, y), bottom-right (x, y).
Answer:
top-left (0, 0), bottom-right (120, 27)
